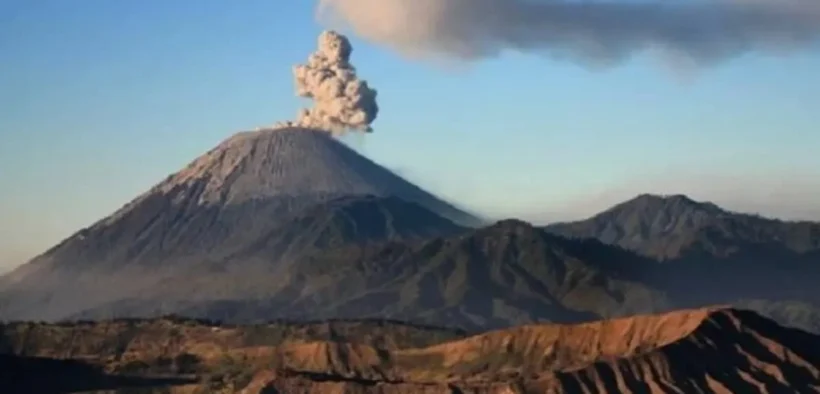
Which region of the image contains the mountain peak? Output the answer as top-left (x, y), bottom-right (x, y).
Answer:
top-left (0, 126), bottom-right (481, 321)
top-left (613, 193), bottom-right (724, 216)
top-left (148, 127), bottom-right (396, 206)
top-left (95, 126), bottom-right (478, 229)
top-left (544, 193), bottom-right (730, 259)
top-left (586, 193), bottom-right (728, 238)
top-left (546, 192), bottom-right (820, 260)
top-left (634, 193), bottom-right (695, 203)
top-left (490, 218), bottom-right (536, 230)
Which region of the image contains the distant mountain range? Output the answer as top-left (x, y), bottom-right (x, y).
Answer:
top-left (63, 219), bottom-right (668, 329)
top-left (543, 193), bottom-right (820, 332)
top-left (1, 127), bottom-right (819, 337)
top-left (60, 211), bottom-right (820, 333)
top-left (545, 193), bottom-right (820, 261)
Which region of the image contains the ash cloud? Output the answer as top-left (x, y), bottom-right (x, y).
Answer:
top-left (316, 0), bottom-right (820, 66)
top-left (276, 30), bottom-right (379, 135)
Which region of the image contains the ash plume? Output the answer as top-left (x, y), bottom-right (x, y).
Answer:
top-left (316, 0), bottom-right (820, 66)
top-left (276, 30), bottom-right (379, 135)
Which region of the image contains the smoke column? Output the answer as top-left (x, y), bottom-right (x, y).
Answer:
top-left (276, 30), bottom-right (379, 134)
top-left (316, 0), bottom-right (820, 66)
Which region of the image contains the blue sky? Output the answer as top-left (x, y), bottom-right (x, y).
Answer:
top-left (1, 0), bottom-right (819, 269)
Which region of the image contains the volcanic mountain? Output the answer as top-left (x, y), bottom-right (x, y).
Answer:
top-left (0, 127), bottom-right (478, 321)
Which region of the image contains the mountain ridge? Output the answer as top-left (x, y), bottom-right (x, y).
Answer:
top-left (60, 219), bottom-right (668, 330)
top-left (6, 307), bottom-right (820, 393)
top-left (546, 193), bottom-right (820, 260)
top-left (257, 307), bottom-right (820, 393)
top-left (4, 191), bottom-right (820, 335)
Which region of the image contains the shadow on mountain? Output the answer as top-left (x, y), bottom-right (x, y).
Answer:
top-left (233, 194), bottom-right (466, 261)
top-left (546, 193), bottom-right (820, 262)
top-left (658, 310), bottom-right (820, 392)
top-left (62, 219), bottom-right (671, 331)
top-left (544, 193), bottom-right (820, 331)
top-left (550, 309), bottom-right (820, 393)
top-left (651, 247), bottom-right (820, 308)
top-left (0, 354), bottom-right (195, 394)
top-left (255, 308), bottom-right (820, 393)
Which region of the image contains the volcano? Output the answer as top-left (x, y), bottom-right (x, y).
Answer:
top-left (107, 127), bottom-right (477, 226)
top-left (0, 127), bottom-right (479, 321)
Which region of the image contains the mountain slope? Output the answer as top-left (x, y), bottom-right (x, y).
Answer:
top-left (0, 196), bottom-right (468, 322)
top-left (256, 308), bottom-right (820, 393)
top-left (6, 307), bottom-right (819, 393)
top-left (545, 193), bottom-right (820, 261)
top-left (233, 194), bottom-right (466, 261)
top-left (544, 193), bottom-right (820, 333)
top-left (0, 127), bottom-right (479, 321)
top-left (0, 317), bottom-right (464, 393)
top-left (67, 220), bottom-right (669, 330)
top-left (11, 127), bottom-right (477, 273)
top-left (0, 317), bottom-right (466, 360)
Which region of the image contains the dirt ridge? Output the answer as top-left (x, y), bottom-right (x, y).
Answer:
top-left (3, 307), bottom-right (820, 393)
top-left (258, 307), bottom-right (820, 393)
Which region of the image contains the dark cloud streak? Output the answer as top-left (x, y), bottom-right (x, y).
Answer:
top-left (318, 0), bottom-right (820, 66)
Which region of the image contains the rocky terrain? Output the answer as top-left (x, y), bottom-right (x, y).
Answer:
top-left (3, 308), bottom-right (820, 393)
top-left (0, 317), bottom-right (465, 393)
top-left (257, 307), bottom-right (820, 393)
